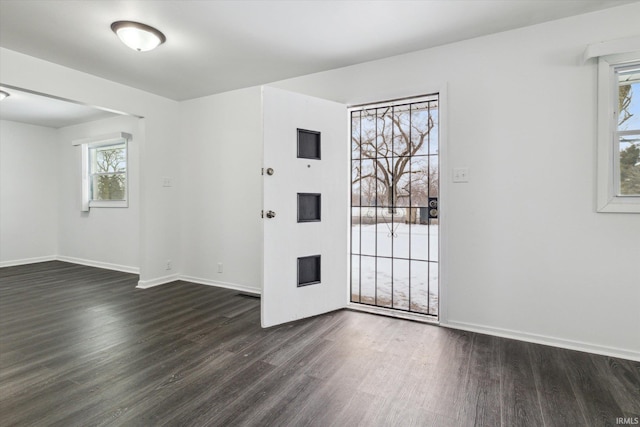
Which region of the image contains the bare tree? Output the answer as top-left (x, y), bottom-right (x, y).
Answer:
top-left (352, 104), bottom-right (437, 210)
top-left (619, 84), bottom-right (634, 127)
top-left (93, 147), bottom-right (126, 200)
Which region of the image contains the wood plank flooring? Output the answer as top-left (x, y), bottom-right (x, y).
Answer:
top-left (1, 261), bottom-right (638, 426)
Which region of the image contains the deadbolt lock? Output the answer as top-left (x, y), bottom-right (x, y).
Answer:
top-left (428, 197), bottom-right (438, 219)
top-left (266, 168), bottom-right (274, 176)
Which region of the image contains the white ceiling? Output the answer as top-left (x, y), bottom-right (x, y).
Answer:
top-left (1, 0), bottom-right (637, 102)
top-left (0, 86), bottom-right (122, 128)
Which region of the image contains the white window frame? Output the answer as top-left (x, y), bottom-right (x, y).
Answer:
top-left (597, 52), bottom-right (640, 213)
top-left (72, 132), bottom-right (131, 211)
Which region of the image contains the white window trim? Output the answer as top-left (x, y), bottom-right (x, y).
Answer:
top-left (596, 50), bottom-right (640, 213)
top-left (72, 132), bottom-right (131, 211)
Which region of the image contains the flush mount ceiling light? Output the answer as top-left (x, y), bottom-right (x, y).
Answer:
top-left (0, 90), bottom-right (10, 101)
top-left (111, 21), bottom-right (166, 52)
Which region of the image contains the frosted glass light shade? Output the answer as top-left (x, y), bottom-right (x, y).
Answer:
top-left (111, 21), bottom-right (166, 52)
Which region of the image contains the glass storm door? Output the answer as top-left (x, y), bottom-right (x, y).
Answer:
top-left (350, 95), bottom-right (439, 318)
top-left (261, 86), bottom-right (348, 328)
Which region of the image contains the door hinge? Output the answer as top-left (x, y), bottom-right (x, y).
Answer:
top-left (261, 210), bottom-right (264, 218)
top-left (261, 168), bottom-right (264, 175)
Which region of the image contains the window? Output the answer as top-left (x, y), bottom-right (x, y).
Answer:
top-left (616, 64), bottom-right (640, 197)
top-left (597, 53), bottom-right (640, 213)
top-left (73, 132), bottom-right (131, 210)
top-left (88, 141), bottom-right (127, 204)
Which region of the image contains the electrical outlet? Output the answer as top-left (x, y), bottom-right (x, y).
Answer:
top-left (162, 177), bottom-right (173, 187)
top-left (217, 263), bottom-right (223, 273)
top-left (166, 260), bottom-right (172, 270)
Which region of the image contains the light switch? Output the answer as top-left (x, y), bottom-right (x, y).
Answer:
top-left (453, 168), bottom-right (469, 183)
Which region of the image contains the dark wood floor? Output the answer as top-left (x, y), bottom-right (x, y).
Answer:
top-left (1, 261), bottom-right (638, 427)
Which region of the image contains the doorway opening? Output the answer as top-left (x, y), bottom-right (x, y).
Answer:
top-left (350, 94), bottom-right (439, 319)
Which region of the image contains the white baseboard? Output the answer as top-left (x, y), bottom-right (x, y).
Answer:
top-left (136, 274), bottom-right (260, 295)
top-left (56, 256), bottom-right (139, 274)
top-left (6, 257), bottom-right (636, 361)
top-left (136, 274), bottom-right (180, 289)
top-left (0, 255), bottom-right (57, 268)
top-left (179, 275), bottom-right (261, 296)
top-left (441, 320), bottom-right (640, 362)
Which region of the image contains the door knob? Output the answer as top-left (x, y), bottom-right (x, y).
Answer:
top-left (266, 210), bottom-right (276, 218)
top-left (266, 168), bottom-right (274, 176)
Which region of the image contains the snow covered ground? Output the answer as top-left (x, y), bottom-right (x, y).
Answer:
top-left (351, 223), bottom-right (439, 315)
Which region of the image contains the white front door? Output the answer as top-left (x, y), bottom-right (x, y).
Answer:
top-left (261, 86), bottom-right (348, 328)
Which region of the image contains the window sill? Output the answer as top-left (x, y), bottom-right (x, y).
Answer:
top-left (89, 200), bottom-right (128, 208)
top-left (597, 196), bottom-right (640, 213)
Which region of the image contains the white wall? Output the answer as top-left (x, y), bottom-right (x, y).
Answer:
top-left (273, 3), bottom-right (640, 358)
top-left (0, 48), bottom-right (181, 285)
top-left (1, 4), bottom-right (638, 359)
top-left (56, 115), bottom-right (140, 272)
top-left (180, 87), bottom-right (263, 293)
top-left (0, 120), bottom-right (58, 265)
